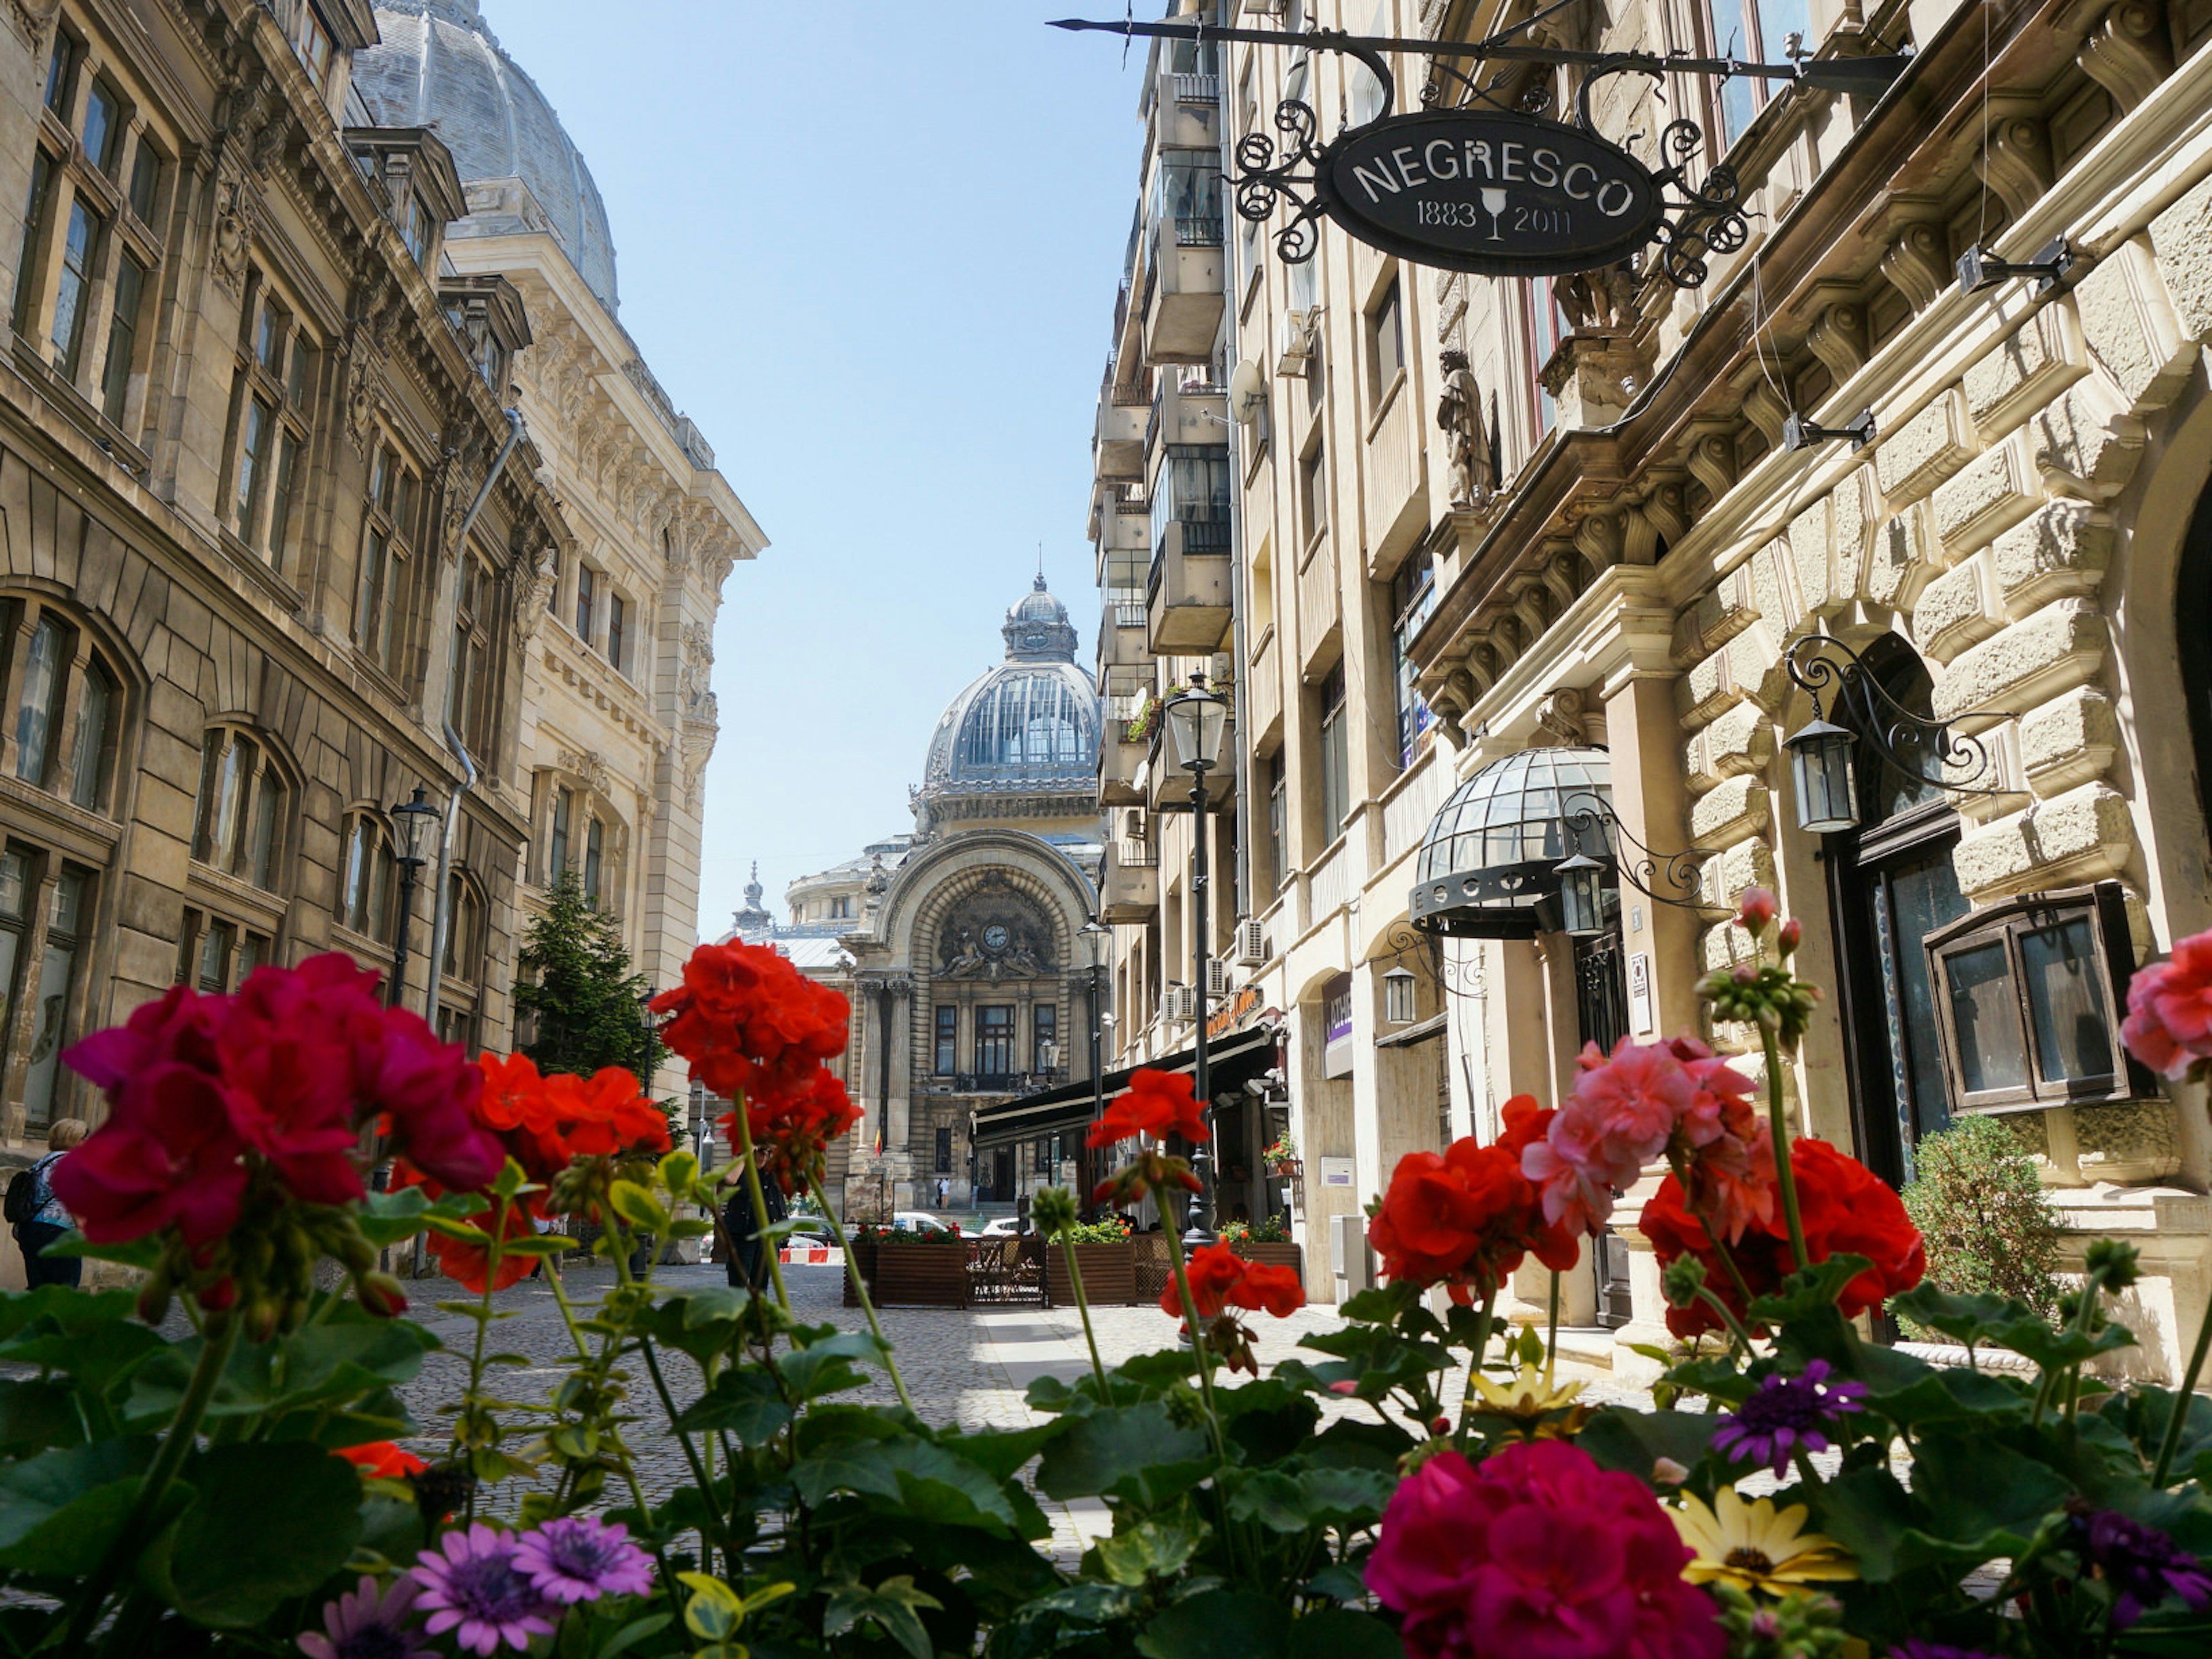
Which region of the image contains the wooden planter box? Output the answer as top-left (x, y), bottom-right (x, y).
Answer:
top-left (842, 1238), bottom-right (878, 1308)
top-left (1232, 1240), bottom-right (1303, 1278)
top-left (872, 1240), bottom-right (969, 1308)
top-left (1047, 1240), bottom-right (1139, 1308)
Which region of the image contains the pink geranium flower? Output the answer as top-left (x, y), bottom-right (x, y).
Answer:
top-left (1523, 1039), bottom-right (1697, 1233)
top-left (2120, 932), bottom-right (2212, 1081)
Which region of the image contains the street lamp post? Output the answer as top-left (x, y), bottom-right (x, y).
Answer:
top-left (388, 787), bottom-right (441, 1012)
top-left (1162, 674), bottom-right (1228, 1247)
top-left (1080, 917), bottom-right (1111, 1215)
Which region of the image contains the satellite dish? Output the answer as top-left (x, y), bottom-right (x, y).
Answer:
top-left (1228, 358), bottom-right (1267, 426)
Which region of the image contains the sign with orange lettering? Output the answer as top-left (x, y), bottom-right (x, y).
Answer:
top-left (1317, 110), bottom-right (1660, 276)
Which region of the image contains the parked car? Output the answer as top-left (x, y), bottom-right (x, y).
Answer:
top-left (783, 1229), bottom-right (835, 1252)
top-left (890, 1211), bottom-right (952, 1235)
top-left (977, 1217), bottom-right (1025, 1238)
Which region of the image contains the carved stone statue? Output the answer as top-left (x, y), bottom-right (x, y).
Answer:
top-left (1552, 264), bottom-right (1641, 333)
top-left (1437, 349), bottom-right (1495, 508)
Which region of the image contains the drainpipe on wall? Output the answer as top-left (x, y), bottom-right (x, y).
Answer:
top-left (1215, 0), bottom-right (1252, 932)
top-left (423, 408), bottom-right (525, 1036)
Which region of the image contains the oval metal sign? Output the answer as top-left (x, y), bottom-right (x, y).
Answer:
top-left (1317, 110), bottom-right (1661, 276)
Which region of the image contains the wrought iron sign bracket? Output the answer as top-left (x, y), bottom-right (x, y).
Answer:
top-left (1052, 17), bottom-right (1912, 287)
top-left (1558, 791), bottom-right (1719, 914)
top-left (1783, 635), bottom-right (2012, 800)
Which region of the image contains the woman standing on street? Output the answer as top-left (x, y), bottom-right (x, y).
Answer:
top-left (13, 1119), bottom-right (87, 1289)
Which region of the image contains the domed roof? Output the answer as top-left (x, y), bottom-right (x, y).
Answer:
top-left (921, 580), bottom-right (1100, 799)
top-left (356, 1), bottom-right (619, 313)
top-left (1410, 747), bottom-right (1615, 936)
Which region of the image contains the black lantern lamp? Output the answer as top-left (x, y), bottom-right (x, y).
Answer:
top-left (387, 786), bottom-right (442, 1010)
top-left (1783, 707), bottom-right (1861, 835)
top-left (1554, 851), bottom-right (1609, 935)
top-left (1782, 635), bottom-right (2010, 836)
top-left (1163, 674), bottom-right (1229, 775)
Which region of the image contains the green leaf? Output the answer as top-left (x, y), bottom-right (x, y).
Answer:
top-left (1576, 1407), bottom-right (1725, 1479)
top-left (680, 1573), bottom-right (746, 1641)
top-left (0, 1438), bottom-right (160, 1574)
top-left (1857, 1347), bottom-right (2033, 1431)
top-left (37, 1233), bottom-right (162, 1270)
top-left (1137, 1588), bottom-right (1291, 1659)
top-left (0, 1317), bottom-right (168, 1400)
top-left (937, 1420), bottom-right (1066, 1482)
top-left (1287, 1609), bottom-right (1402, 1659)
top-left (609, 1180), bottom-right (671, 1234)
top-left (793, 1437), bottom-right (1022, 1536)
top-left (672, 1368), bottom-right (794, 1444)
top-left (1810, 1464), bottom-right (1916, 1582)
top-left (599, 1612), bottom-right (675, 1659)
top-left (825, 1574), bottom-right (944, 1659)
top-left (1035, 1404), bottom-right (1213, 1507)
top-left (150, 1443), bottom-right (363, 1627)
top-left (1890, 1284), bottom-right (2029, 1350)
top-left (1988, 1311), bottom-right (2137, 1373)
top-left (0, 1378), bottom-right (81, 1455)
top-left (991, 1582), bottom-right (1146, 1659)
top-left (356, 1185), bottom-right (488, 1247)
top-left (1098, 1516), bottom-right (1208, 1585)
top-left (1226, 1466), bottom-right (1395, 1533)
top-left (1911, 1431), bottom-right (2073, 1549)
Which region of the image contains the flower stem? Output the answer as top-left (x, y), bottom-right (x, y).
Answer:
top-left (1455, 1286), bottom-right (1502, 1442)
top-left (640, 1336), bottom-right (732, 1575)
top-left (1056, 1234), bottom-right (1113, 1400)
top-left (61, 1316), bottom-right (239, 1653)
top-left (727, 1091), bottom-right (791, 1309)
top-left (2151, 1292), bottom-right (2212, 1486)
top-left (805, 1171), bottom-right (916, 1415)
top-left (1159, 1220), bottom-right (1227, 1451)
top-left (1544, 1270), bottom-right (1560, 1389)
top-left (1759, 1027), bottom-right (1811, 1272)
top-left (456, 1190), bottom-right (512, 1527)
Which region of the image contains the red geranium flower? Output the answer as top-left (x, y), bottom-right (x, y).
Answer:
top-left (425, 1194), bottom-right (543, 1296)
top-left (1639, 1138), bottom-right (1925, 1339)
top-left (1164, 1240), bottom-right (1306, 1320)
top-left (52, 1063), bottom-right (250, 1248)
top-left (651, 941), bottom-right (850, 1104)
top-left (2121, 930), bottom-right (2212, 1081)
top-left (726, 1065), bottom-right (861, 1194)
top-left (338, 1441), bottom-right (430, 1480)
top-left (1368, 1438), bottom-right (1725, 1659)
top-left (1370, 1131), bottom-right (1578, 1298)
top-left (1087, 1069), bottom-right (1209, 1149)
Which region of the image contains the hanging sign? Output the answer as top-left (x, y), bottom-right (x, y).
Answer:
top-left (1315, 110), bottom-right (1661, 277)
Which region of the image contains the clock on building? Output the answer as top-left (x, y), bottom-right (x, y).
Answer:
top-left (982, 924), bottom-right (1010, 953)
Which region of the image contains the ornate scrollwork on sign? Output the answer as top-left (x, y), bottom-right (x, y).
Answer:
top-left (1642, 120), bottom-right (1749, 290)
top-left (1233, 97), bottom-right (1334, 267)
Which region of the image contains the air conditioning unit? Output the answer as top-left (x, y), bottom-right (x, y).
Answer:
top-left (1234, 918), bottom-right (1269, 965)
top-left (1203, 959), bottom-right (1233, 998)
top-left (1164, 983), bottom-right (1199, 1022)
top-left (1243, 0), bottom-right (1287, 14)
top-left (1275, 307), bottom-right (1319, 378)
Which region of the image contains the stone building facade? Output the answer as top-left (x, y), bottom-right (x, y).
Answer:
top-left (0, 0), bottom-right (756, 1256)
top-left (1086, 0), bottom-right (2212, 1376)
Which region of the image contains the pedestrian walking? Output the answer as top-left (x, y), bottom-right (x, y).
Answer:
top-left (9, 1119), bottom-right (88, 1289)
top-left (936, 1177), bottom-right (948, 1210)
top-left (723, 1176), bottom-right (787, 1294)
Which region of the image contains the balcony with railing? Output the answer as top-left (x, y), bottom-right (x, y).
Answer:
top-left (1100, 838), bottom-right (1160, 925)
top-left (1099, 725), bottom-right (1146, 808)
top-left (1146, 522), bottom-right (1234, 656)
top-left (1143, 151), bottom-right (1225, 365)
top-left (1146, 380), bottom-right (1229, 464)
top-left (1095, 392), bottom-right (1145, 483)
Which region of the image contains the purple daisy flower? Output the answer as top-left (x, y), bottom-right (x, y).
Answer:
top-left (513, 1515), bottom-right (656, 1605)
top-left (1710, 1358), bottom-right (1868, 1477)
top-left (1887, 1643), bottom-right (2005, 1659)
top-left (296, 1574), bottom-right (433, 1659)
top-left (410, 1524), bottom-right (558, 1656)
top-left (2070, 1507), bottom-right (2212, 1629)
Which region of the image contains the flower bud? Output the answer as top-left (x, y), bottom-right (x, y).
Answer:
top-left (1430, 1415), bottom-right (1452, 1437)
top-left (357, 1272), bottom-right (409, 1319)
top-left (1777, 918), bottom-right (1802, 955)
top-left (1732, 962), bottom-right (1759, 984)
top-left (1651, 1456), bottom-right (1690, 1485)
top-left (1661, 1254), bottom-right (1708, 1308)
top-left (1328, 1379), bottom-right (1359, 1396)
top-left (1735, 886), bottom-right (1778, 934)
top-left (2085, 1237), bottom-right (2141, 1291)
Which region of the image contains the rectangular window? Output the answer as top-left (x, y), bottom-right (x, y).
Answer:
top-left (357, 528), bottom-right (387, 648)
top-left (197, 916), bottom-right (234, 994)
top-left (50, 197), bottom-right (100, 378)
top-left (575, 566), bottom-right (596, 642)
top-left (127, 141), bottom-right (161, 223)
top-left (1706, 0), bottom-right (1809, 147)
top-left (236, 396), bottom-right (274, 540)
top-left (1150, 445), bottom-right (1233, 555)
top-left (67, 660), bottom-right (113, 811)
top-left (1266, 753), bottom-right (1286, 894)
top-left (238, 930), bottom-right (268, 985)
top-left (1526, 281), bottom-right (1566, 439)
top-left (1300, 443), bottom-right (1327, 546)
top-left (607, 593), bottom-right (626, 673)
top-left (0, 855), bottom-right (28, 1077)
top-left (1392, 548), bottom-right (1437, 768)
top-left (100, 251), bottom-right (145, 425)
top-left (14, 617), bottom-right (67, 787)
top-left (255, 298), bottom-right (285, 377)
top-left (266, 430), bottom-right (300, 560)
top-left (1319, 661), bottom-right (1350, 846)
top-left (296, 6), bottom-right (334, 89)
top-left (550, 785), bottom-right (573, 881)
top-left (584, 815), bottom-right (604, 908)
top-left (81, 81), bottom-right (120, 175)
top-left (934, 1005), bottom-right (958, 1075)
top-left (1154, 148), bottom-right (1223, 248)
top-left (1033, 1002), bottom-right (1058, 1073)
top-left (1370, 277), bottom-right (1404, 400)
top-left (21, 868), bottom-right (88, 1128)
top-left (43, 32), bottom-right (79, 116)
top-left (355, 447), bottom-right (414, 665)
top-left (13, 151), bottom-right (54, 338)
top-left (974, 1005), bottom-right (1015, 1080)
top-left (935, 1126), bottom-right (952, 1173)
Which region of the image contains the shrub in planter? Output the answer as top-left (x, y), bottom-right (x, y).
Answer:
top-left (1902, 1111), bottom-right (2066, 1327)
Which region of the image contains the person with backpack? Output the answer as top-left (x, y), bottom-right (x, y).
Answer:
top-left (8, 1119), bottom-right (88, 1289)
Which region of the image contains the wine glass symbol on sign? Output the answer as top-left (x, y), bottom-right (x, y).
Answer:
top-left (1480, 188), bottom-right (1507, 242)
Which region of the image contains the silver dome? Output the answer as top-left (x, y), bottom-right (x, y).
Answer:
top-left (357, 1), bottom-right (620, 313)
top-left (919, 581), bottom-right (1100, 799)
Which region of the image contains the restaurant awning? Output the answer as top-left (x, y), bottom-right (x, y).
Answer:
top-left (971, 1026), bottom-right (1277, 1148)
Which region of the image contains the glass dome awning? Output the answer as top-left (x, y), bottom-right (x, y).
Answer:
top-left (1408, 747), bottom-right (1616, 938)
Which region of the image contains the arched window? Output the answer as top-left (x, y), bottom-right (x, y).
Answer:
top-left (190, 728), bottom-right (290, 889)
top-left (0, 597), bottom-right (124, 814)
top-left (443, 872), bottom-right (483, 981)
top-left (339, 810), bottom-right (396, 943)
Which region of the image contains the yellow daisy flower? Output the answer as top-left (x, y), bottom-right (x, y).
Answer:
top-left (1468, 1363), bottom-right (1590, 1438)
top-left (1671, 1487), bottom-right (1858, 1595)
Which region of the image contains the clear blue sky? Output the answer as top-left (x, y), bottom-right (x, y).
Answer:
top-left (484, 2), bottom-right (1150, 938)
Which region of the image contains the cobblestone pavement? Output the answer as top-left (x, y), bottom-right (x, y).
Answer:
top-left (396, 1262), bottom-right (1651, 1558)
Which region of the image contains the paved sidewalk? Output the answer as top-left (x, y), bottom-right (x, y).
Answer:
top-left (396, 1262), bottom-right (1649, 1558)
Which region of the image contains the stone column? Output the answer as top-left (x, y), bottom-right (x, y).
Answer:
top-left (1601, 669), bottom-right (1703, 1041)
